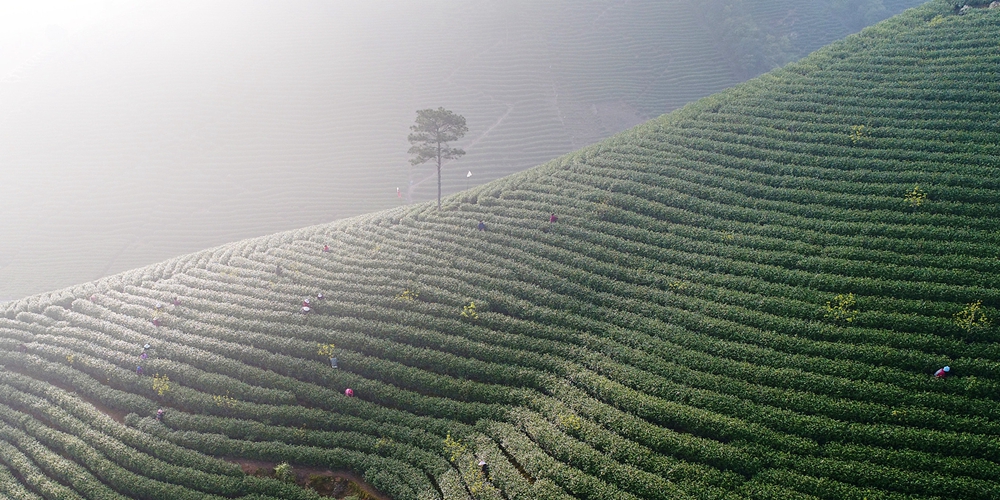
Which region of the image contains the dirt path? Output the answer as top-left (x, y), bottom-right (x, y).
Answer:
top-left (80, 395), bottom-right (130, 423)
top-left (229, 458), bottom-right (392, 500)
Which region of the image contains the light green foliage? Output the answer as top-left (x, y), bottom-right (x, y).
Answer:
top-left (905, 185), bottom-right (928, 207)
top-left (273, 462), bottom-right (295, 484)
top-left (443, 433), bottom-right (467, 464)
top-left (824, 293), bottom-right (858, 323)
top-left (954, 300), bottom-right (989, 334)
top-left (151, 374), bottom-right (171, 396)
top-left (557, 413), bottom-right (582, 432)
top-left (668, 280), bottom-right (689, 291)
top-left (850, 124), bottom-right (869, 144)
top-left (461, 301), bottom-right (479, 320)
top-left (375, 437), bottom-right (393, 450)
top-left (213, 393), bottom-right (238, 408)
top-left (316, 342), bottom-right (337, 358)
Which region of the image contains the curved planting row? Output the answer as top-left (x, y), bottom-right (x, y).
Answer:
top-left (1, 1), bottom-right (1000, 498)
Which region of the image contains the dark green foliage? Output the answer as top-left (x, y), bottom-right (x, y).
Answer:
top-left (1, 2), bottom-right (1000, 498)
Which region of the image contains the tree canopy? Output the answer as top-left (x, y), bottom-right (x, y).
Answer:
top-left (408, 107), bottom-right (467, 209)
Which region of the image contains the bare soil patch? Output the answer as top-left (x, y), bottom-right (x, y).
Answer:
top-left (229, 458), bottom-right (391, 499)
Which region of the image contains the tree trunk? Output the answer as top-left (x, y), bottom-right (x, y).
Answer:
top-left (437, 143), bottom-right (442, 209)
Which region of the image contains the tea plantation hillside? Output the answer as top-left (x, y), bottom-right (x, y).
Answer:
top-left (3, 1), bottom-right (1000, 498)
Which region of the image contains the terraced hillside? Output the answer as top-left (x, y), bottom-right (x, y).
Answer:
top-left (3, 1), bottom-right (1000, 498)
top-left (0, 0), bottom-right (926, 301)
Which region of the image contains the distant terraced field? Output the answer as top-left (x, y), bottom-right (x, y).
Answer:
top-left (5, 1), bottom-right (1000, 499)
top-left (0, 0), bottom-right (926, 301)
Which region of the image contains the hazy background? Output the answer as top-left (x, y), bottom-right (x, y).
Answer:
top-left (0, 0), bottom-right (926, 301)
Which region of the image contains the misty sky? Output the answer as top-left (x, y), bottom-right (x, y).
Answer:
top-left (0, 1), bottom-right (111, 78)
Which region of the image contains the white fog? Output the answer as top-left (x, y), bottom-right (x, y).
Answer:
top-left (0, 0), bottom-right (923, 301)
